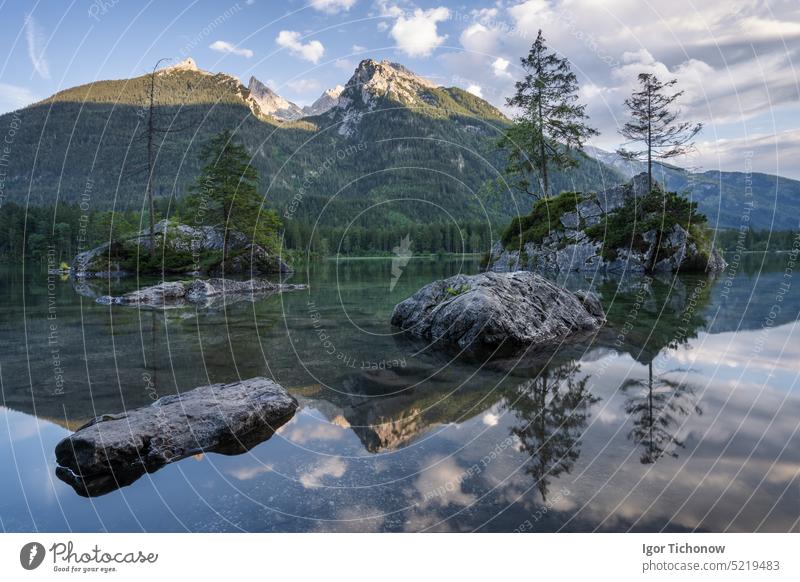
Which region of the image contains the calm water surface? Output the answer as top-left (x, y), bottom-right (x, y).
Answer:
top-left (1, 254), bottom-right (799, 532)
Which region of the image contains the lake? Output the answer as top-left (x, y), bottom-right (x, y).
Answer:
top-left (1, 253), bottom-right (799, 532)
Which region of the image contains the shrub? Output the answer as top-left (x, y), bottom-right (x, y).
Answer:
top-left (585, 190), bottom-right (707, 261)
top-left (501, 191), bottom-right (581, 249)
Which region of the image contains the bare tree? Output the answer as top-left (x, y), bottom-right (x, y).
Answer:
top-left (617, 73), bottom-right (702, 192)
top-left (127, 58), bottom-right (189, 255)
top-left (143, 59), bottom-right (170, 254)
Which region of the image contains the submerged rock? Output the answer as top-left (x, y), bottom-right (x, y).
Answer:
top-left (96, 277), bottom-right (307, 308)
top-left (391, 271), bottom-right (604, 351)
top-left (54, 377), bottom-right (297, 497)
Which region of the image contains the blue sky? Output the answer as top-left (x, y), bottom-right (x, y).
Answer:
top-left (1, 0), bottom-right (798, 177)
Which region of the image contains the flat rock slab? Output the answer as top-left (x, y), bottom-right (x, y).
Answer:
top-left (391, 272), bottom-right (605, 351)
top-left (55, 377), bottom-right (297, 497)
top-left (96, 277), bottom-right (307, 308)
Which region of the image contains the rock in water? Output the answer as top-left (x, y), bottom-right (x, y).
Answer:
top-left (54, 377), bottom-right (297, 497)
top-left (95, 277), bottom-right (307, 308)
top-left (487, 173), bottom-right (727, 275)
top-left (391, 272), bottom-right (604, 351)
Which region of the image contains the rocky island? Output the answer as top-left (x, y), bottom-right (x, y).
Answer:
top-left (488, 174), bottom-right (727, 274)
top-left (73, 219), bottom-right (291, 279)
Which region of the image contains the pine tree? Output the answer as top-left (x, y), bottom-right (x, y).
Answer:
top-left (189, 129), bottom-right (280, 254)
top-left (499, 30), bottom-right (598, 202)
top-left (617, 73), bottom-right (702, 192)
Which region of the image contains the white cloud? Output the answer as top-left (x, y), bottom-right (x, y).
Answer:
top-left (694, 129), bottom-right (800, 180)
top-left (0, 83), bottom-right (38, 114)
top-left (229, 463), bottom-right (273, 480)
top-left (507, 0), bottom-right (556, 34)
top-left (310, 0), bottom-right (356, 13)
top-left (459, 22), bottom-right (503, 55)
top-left (299, 457), bottom-right (347, 489)
top-left (284, 420), bottom-right (344, 444)
top-left (275, 30), bottom-right (325, 63)
top-left (24, 15), bottom-right (49, 79)
top-left (492, 57), bottom-right (511, 78)
top-left (466, 83), bottom-right (483, 98)
top-left (481, 411), bottom-right (499, 426)
top-left (375, 0), bottom-right (404, 18)
top-left (208, 40), bottom-right (253, 58)
top-left (413, 456), bottom-right (477, 509)
top-left (287, 78), bottom-right (321, 93)
top-left (471, 7), bottom-right (498, 24)
top-left (352, 44), bottom-right (367, 52)
top-left (390, 7), bottom-right (450, 58)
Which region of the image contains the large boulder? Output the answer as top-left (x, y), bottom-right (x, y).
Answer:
top-left (390, 271), bottom-right (604, 351)
top-left (54, 377), bottom-right (297, 497)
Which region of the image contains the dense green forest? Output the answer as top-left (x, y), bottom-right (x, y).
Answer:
top-left (715, 228), bottom-right (800, 252)
top-left (0, 200), bottom-right (497, 267)
top-left (3, 197), bottom-right (795, 269)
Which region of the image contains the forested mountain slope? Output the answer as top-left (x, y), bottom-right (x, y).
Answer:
top-left (0, 58), bottom-right (622, 232)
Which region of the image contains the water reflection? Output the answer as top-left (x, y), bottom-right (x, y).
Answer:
top-left (507, 362), bottom-right (598, 500)
top-left (598, 274), bottom-right (708, 464)
top-left (599, 273), bottom-right (712, 364)
top-left (55, 414), bottom-right (291, 498)
top-left (621, 364), bottom-right (702, 464)
top-left (0, 255), bottom-right (798, 531)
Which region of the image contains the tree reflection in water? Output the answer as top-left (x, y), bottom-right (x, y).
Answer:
top-left (621, 363), bottom-right (702, 464)
top-left (508, 362), bottom-right (599, 501)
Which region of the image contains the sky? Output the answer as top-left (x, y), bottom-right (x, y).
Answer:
top-left (0, 0), bottom-right (798, 178)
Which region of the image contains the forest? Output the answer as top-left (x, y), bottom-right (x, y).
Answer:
top-left (0, 200), bottom-right (496, 267)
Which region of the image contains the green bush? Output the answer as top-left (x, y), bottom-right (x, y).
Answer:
top-left (501, 191), bottom-right (581, 249)
top-left (585, 190), bottom-right (707, 261)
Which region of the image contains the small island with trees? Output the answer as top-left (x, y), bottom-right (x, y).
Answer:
top-left (72, 129), bottom-right (287, 279)
top-left (490, 30), bottom-right (724, 275)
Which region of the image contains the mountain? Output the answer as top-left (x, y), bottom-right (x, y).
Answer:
top-left (584, 146), bottom-right (649, 180)
top-left (302, 85), bottom-right (344, 117)
top-left (584, 147), bottom-right (800, 231)
top-left (0, 58), bottom-right (620, 232)
top-left (247, 76), bottom-right (304, 121)
top-left (320, 59), bottom-right (507, 137)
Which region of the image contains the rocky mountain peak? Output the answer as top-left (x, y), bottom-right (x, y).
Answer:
top-left (161, 57), bottom-right (201, 74)
top-left (349, 59), bottom-right (436, 93)
top-left (331, 59), bottom-right (439, 135)
top-left (323, 84), bottom-right (345, 99)
top-left (302, 84), bottom-right (345, 116)
top-left (247, 76), bottom-right (303, 121)
top-left (342, 59), bottom-right (437, 107)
